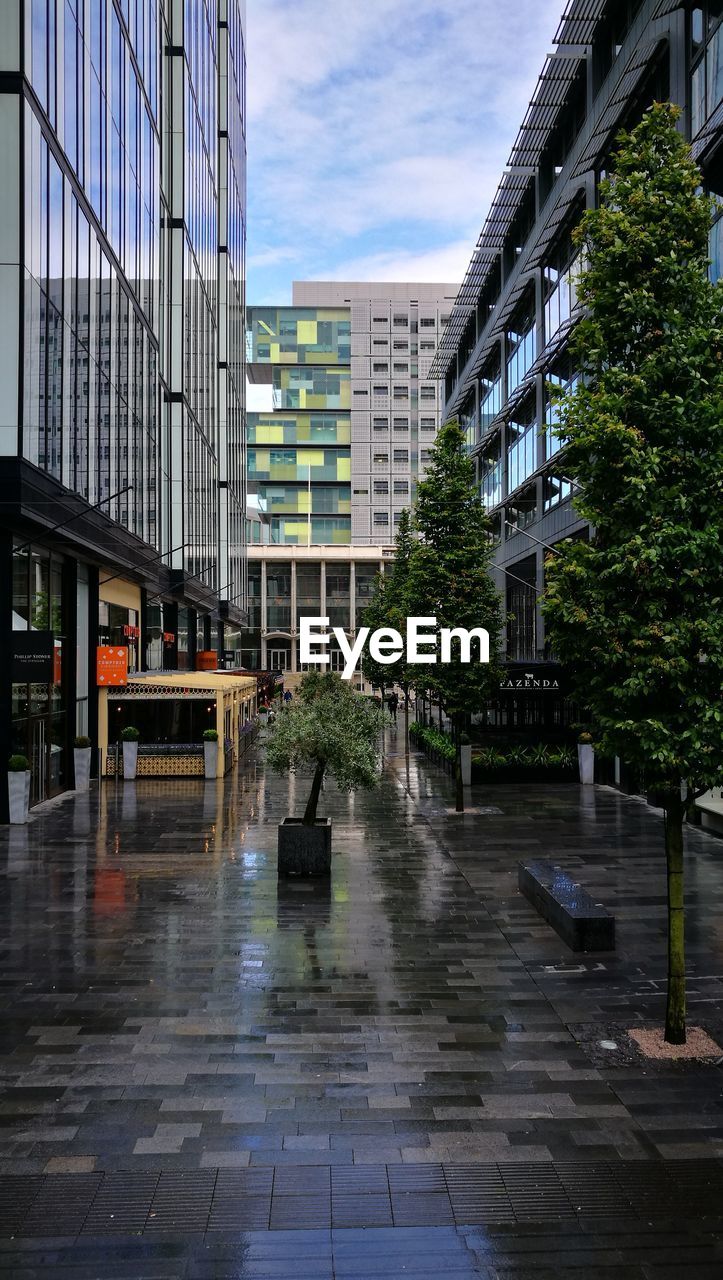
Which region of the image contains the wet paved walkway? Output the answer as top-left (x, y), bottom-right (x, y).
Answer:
top-left (1, 733), bottom-right (722, 1275)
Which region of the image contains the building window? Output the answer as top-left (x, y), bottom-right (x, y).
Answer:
top-left (393, 362), bottom-right (408, 374)
top-left (420, 340), bottom-right (435, 351)
top-left (393, 449), bottom-right (409, 463)
top-left (420, 417), bottom-right (435, 430)
top-left (393, 386), bottom-right (409, 399)
top-left (373, 339), bottom-right (388, 348)
top-left (373, 385), bottom-right (388, 395)
top-left (545, 355), bottom-right (578, 460)
top-left (692, 12), bottom-right (723, 134)
top-left (543, 473), bottom-right (573, 512)
top-left (373, 452), bottom-right (389, 464)
top-left (480, 435), bottom-right (502, 510)
top-left (419, 317), bottom-right (435, 327)
top-left (373, 316), bottom-right (388, 324)
top-left (393, 315), bottom-right (408, 327)
top-left (374, 511), bottom-right (389, 525)
top-left (393, 417), bottom-right (408, 430)
top-left (393, 340), bottom-right (408, 351)
top-left (393, 480), bottom-right (408, 495)
top-left (420, 386), bottom-right (436, 400)
top-left (507, 303), bottom-right (537, 397)
top-left (374, 480), bottom-right (389, 494)
top-left (373, 362), bottom-right (389, 372)
top-left (373, 417), bottom-right (389, 430)
top-left (353, 389), bottom-right (368, 396)
top-left (507, 401), bottom-right (537, 495)
top-left (420, 449), bottom-right (431, 463)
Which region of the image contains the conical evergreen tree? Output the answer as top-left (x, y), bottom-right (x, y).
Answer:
top-left (407, 420), bottom-right (503, 810)
top-left (543, 103), bottom-right (723, 1044)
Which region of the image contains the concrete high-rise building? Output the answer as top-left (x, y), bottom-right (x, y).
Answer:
top-left (244, 281), bottom-right (457, 677)
top-left (0, 0), bottom-right (247, 815)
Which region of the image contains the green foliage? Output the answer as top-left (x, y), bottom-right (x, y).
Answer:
top-left (265, 672), bottom-right (387, 820)
top-left (8, 755), bottom-right (30, 773)
top-left (202, 729), bottom-right (219, 742)
top-left (120, 726), bottom-right (140, 742)
top-left (543, 104), bottom-right (723, 797)
top-left (74, 736), bottom-right (91, 749)
top-left (360, 572), bottom-right (392, 694)
top-left (472, 744), bottom-right (575, 772)
top-left (409, 722), bottom-right (456, 761)
top-left (406, 420), bottom-right (503, 721)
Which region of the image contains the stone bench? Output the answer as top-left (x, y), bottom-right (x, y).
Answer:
top-left (518, 859), bottom-right (615, 952)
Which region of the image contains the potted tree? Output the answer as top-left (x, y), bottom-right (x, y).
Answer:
top-left (577, 732), bottom-right (595, 785)
top-left (74, 736), bottom-right (92, 791)
top-left (266, 671), bottom-right (386, 877)
top-left (203, 728), bottom-right (218, 779)
top-left (8, 755), bottom-right (31, 824)
top-left (121, 726), bottom-right (140, 780)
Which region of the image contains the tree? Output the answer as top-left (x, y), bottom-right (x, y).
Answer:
top-left (360, 573), bottom-right (392, 705)
top-left (383, 507), bottom-right (415, 745)
top-left (265, 672), bottom-right (387, 825)
top-left (361, 508), bottom-right (417, 741)
top-left (542, 103), bottom-right (723, 1044)
top-left (407, 419), bottom-right (503, 810)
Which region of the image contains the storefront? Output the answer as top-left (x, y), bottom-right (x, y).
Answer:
top-left (10, 541), bottom-right (71, 806)
top-left (98, 673), bottom-right (257, 777)
top-left (98, 577), bottom-right (142, 675)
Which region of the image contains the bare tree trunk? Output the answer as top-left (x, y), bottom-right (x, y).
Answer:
top-left (454, 714), bottom-right (464, 813)
top-left (303, 761), bottom-right (325, 826)
top-left (664, 795), bottom-right (686, 1044)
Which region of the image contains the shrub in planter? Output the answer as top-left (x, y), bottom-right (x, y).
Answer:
top-left (74, 736), bottom-right (92, 791)
top-left (8, 754), bottom-right (31, 824)
top-left (120, 726), bottom-right (140, 780)
top-left (266, 672), bottom-right (386, 877)
top-left (202, 728), bottom-right (219, 779)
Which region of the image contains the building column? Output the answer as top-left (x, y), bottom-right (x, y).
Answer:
top-left (260, 559), bottom-right (268, 668)
top-left (0, 531), bottom-right (12, 822)
top-left (290, 560), bottom-right (298, 673)
top-left (349, 560), bottom-right (356, 633)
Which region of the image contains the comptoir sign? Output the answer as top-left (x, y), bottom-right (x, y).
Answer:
top-left (300, 617), bottom-right (490, 681)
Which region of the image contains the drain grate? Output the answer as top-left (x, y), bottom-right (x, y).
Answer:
top-left (3, 1159), bottom-right (723, 1239)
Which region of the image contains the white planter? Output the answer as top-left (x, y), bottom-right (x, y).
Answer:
top-left (122, 741), bottom-right (138, 780)
top-left (203, 740), bottom-right (218, 779)
top-left (578, 742), bottom-right (595, 785)
top-left (8, 771), bottom-right (30, 824)
top-left (460, 743), bottom-right (472, 787)
top-left (74, 746), bottom-right (92, 792)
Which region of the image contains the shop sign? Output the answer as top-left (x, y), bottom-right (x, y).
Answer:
top-left (97, 646), bottom-right (128, 686)
top-left (499, 666), bottom-right (562, 693)
top-left (221, 650), bottom-right (237, 666)
top-left (12, 631), bottom-right (54, 682)
top-left (196, 650), bottom-right (219, 672)
top-left (162, 632), bottom-right (176, 645)
top-left (123, 624), bottom-right (141, 640)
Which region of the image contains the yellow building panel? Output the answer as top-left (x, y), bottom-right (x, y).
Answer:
top-left (296, 320), bottom-right (318, 344)
top-left (298, 492), bottom-right (311, 513)
top-left (286, 521), bottom-right (308, 539)
top-left (254, 425), bottom-right (284, 443)
top-left (337, 458), bottom-right (351, 481)
top-left (303, 450), bottom-right (325, 466)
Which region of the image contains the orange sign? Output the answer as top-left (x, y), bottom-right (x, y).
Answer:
top-left (96, 645), bottom-right (128, 686)
top-left (196, 650), bottom-right (219, 672)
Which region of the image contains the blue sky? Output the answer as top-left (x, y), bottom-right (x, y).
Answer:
top-left (245, 0), bottom-right (563, 305)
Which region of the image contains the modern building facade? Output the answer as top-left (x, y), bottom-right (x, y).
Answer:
top-left (292, 282), bottom-right (456, 544)
top-left (431, 0), bottom-right (723, 728)
top-left (241, 544), bottom-right (396, 680)
top-left (0, 0), bottom-right (247, 817)
top-left (245, 281), bottom-right (456, 675)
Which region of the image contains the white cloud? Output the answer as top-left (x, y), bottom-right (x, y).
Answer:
top-left (326, 237), bottom-right (477, 287)
top-left (246, 0), bottom-right (563, 295)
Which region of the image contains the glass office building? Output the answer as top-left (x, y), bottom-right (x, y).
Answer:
top-left (431, 0), bottom-right (723, 729)
top-left (0, 0), bottom-right (247, 817)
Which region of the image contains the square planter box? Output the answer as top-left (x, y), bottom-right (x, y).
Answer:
top-left (278, 818), bottom-right (332, 878)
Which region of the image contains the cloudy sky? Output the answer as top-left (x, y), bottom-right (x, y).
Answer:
top-left (245, 0), bottom-right (563, 304)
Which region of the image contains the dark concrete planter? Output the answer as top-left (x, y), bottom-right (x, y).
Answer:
top-left (278, 818), bottom-right (332, 878)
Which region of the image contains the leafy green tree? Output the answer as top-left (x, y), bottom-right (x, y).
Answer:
top-left (383, 507), bottom-right (415, 742)
top-left (265, 672), bottom-right (387, 825)
top-left (407, 419), bottom-right (503, 810)
top-left (360, 572), bottom-right (392, 704)
top-left (542, 103), bottom-right (723, 1044)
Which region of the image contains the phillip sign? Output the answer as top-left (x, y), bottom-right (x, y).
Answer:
top-left (300, 616), bottom-right (490, 681)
